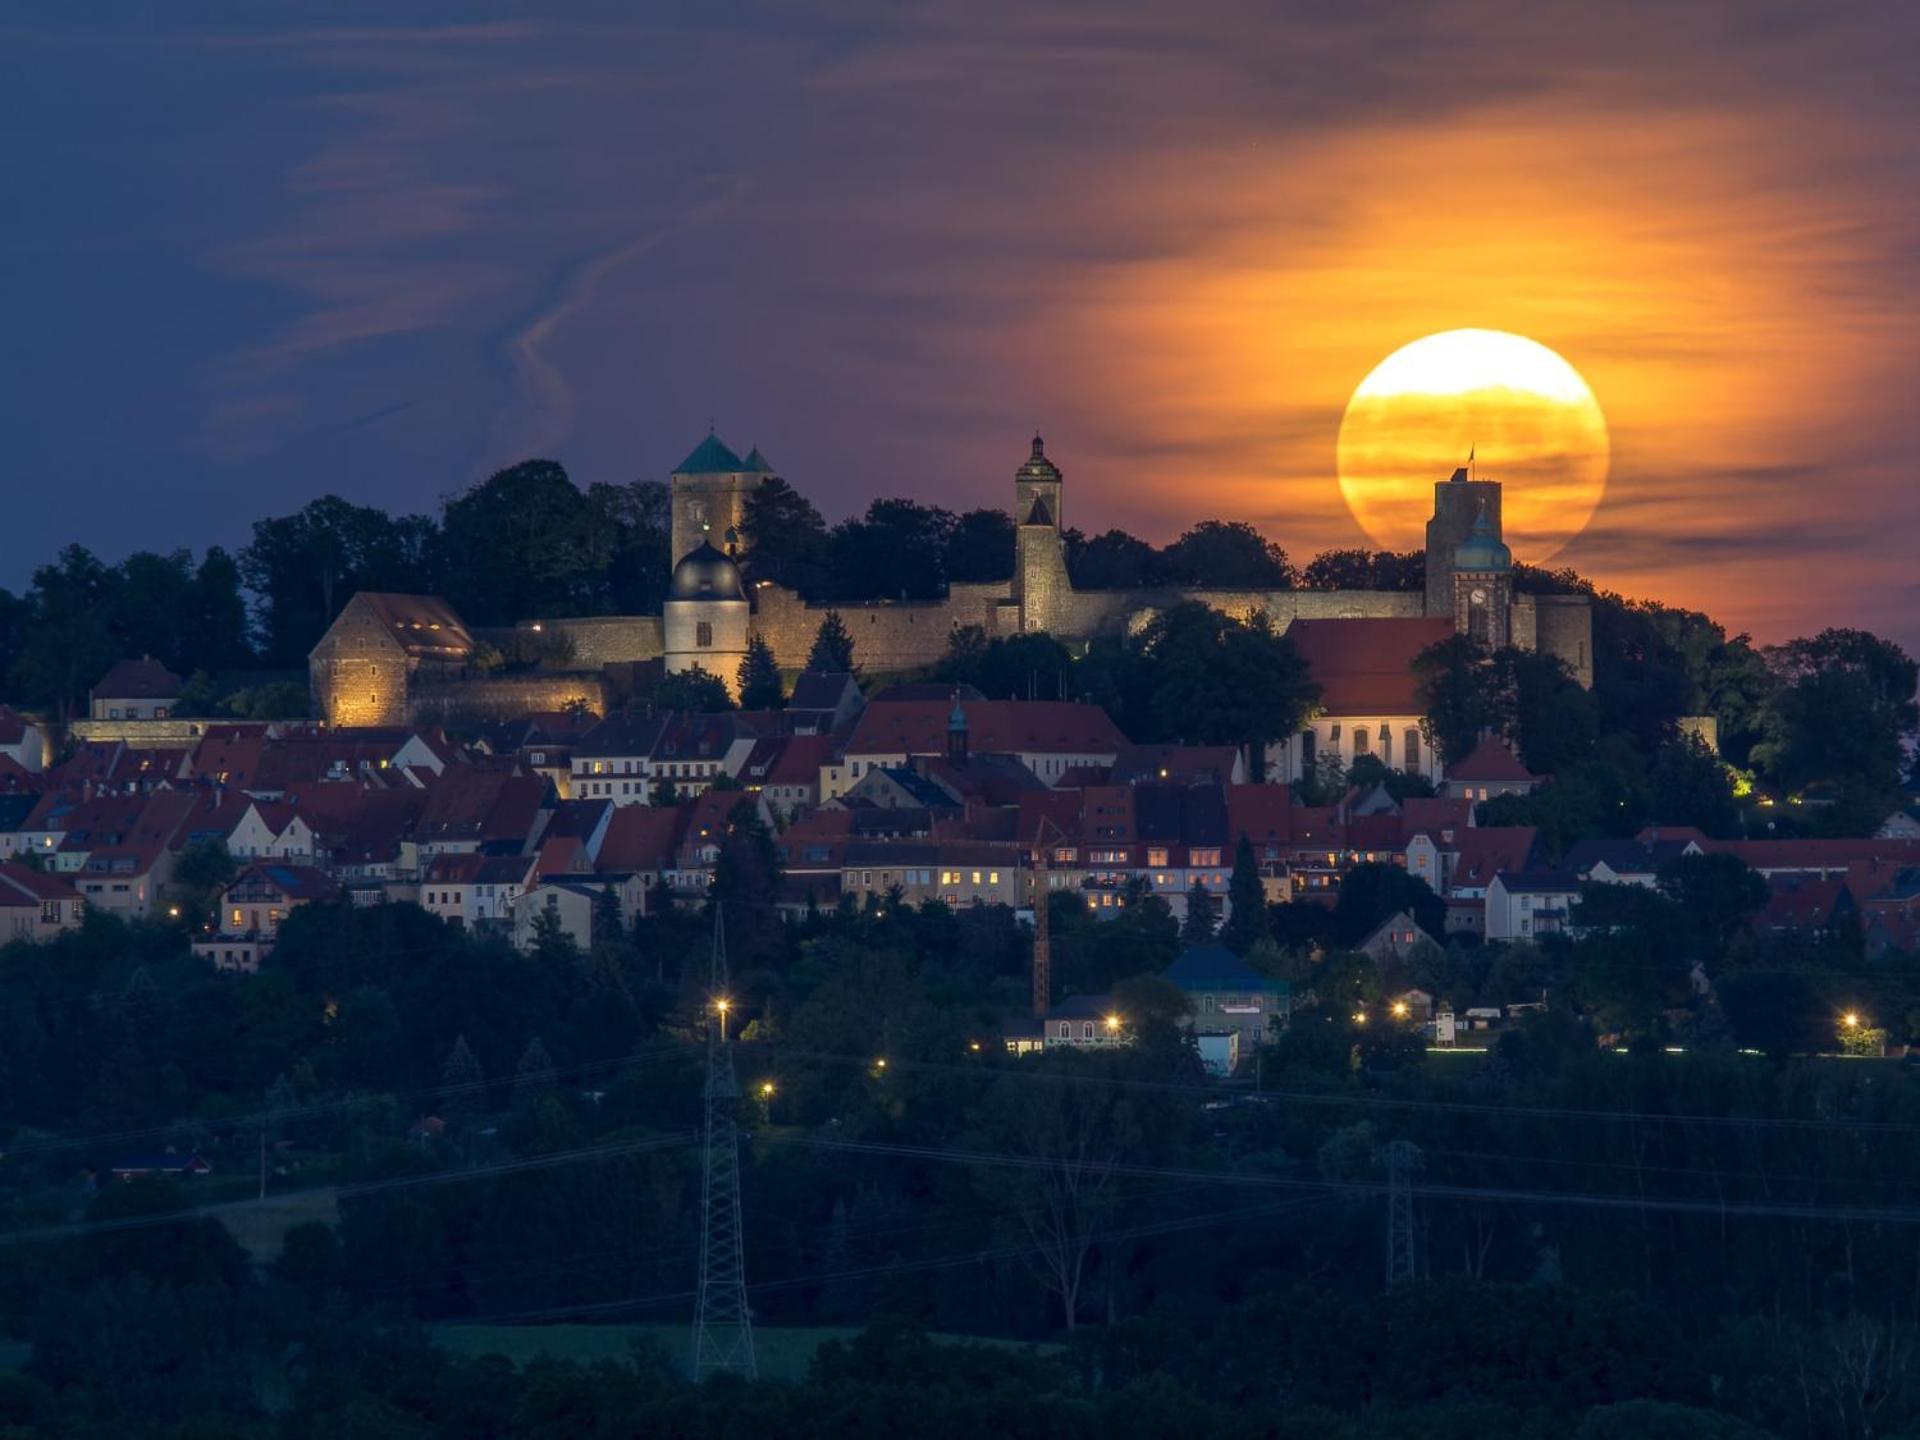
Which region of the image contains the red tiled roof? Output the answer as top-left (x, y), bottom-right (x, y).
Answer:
top-left (0, 860), bottom-right (79, 905)
top-left (1285, 617), bottom-right (1454, 716)
top-left (1226, 784), bottom-right (1293, 846)
top-left (595, 805), bottom-right (687, 873)
top-left (1451, 826), bottom-right (1539, 887)
top-left (848, 700), bottom-right (1124, 759)
top-left (1446, 735), bottom-right (1538, 783)
top-left (1702, 838), bottom-right (1920, 874)
top-left (767, 733), bottom-right (836, 787)
top-left (1402, 797), bottom-right (1474, 840)
top-left (351, 593), bottom-right (474, 659)
top-left (94, 657), bottom-right (184, 700)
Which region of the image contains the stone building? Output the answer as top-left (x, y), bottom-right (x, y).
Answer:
top-left (309, 432), bottom-right (1592, 726)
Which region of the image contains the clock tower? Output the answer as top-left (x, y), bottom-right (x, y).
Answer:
top-left (1451, 501), bottom-right (1513, 649)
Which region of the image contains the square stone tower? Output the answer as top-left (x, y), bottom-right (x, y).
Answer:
top-left (1424, 467), bottom-right (1502, 618)
top-left (670, 433), bottom-right (774, 565)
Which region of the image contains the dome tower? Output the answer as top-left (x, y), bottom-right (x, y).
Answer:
top-left (664, 541), bottom-right (751, 699)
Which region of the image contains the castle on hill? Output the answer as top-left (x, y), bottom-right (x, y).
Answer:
top-left (309, 433), bottom-right (1593, 771)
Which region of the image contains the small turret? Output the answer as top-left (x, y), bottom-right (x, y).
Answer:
top-left (947, 697), bottom-right (969, 762)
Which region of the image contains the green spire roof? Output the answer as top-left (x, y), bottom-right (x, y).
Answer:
top-left (1454, 502), bottom-right (1512, 573)
top-left (744, 446), bottom-right (775, 474)
top-left (675, 432), bottom-right (745, 475)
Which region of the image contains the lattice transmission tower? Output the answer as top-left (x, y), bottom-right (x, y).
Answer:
top-left (1382, 1139), bottom-right (1422, 1291)
top-left (690, 906), bottom-right (757, 1380)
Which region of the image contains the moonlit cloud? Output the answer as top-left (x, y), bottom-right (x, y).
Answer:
top-left (2, 0), bottom-right (1916, 653)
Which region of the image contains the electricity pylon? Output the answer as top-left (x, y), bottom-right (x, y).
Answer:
top-left (1382, 1139), bottom-right (1422, 1291)
top-left (690, 906), bottom-right (756, 1380)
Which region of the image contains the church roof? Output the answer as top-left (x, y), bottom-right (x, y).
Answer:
top-left (675, 433), bottom-right (745, 475)
top-left (669, 541), bottom-right (747, 602)
top-left (1285, 617), bottom-right (1455, 716)
top-left (743, 446), bottom-right (775, 474)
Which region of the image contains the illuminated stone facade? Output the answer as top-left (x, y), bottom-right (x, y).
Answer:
top-left (310, 436), bottom-right (1592, 725)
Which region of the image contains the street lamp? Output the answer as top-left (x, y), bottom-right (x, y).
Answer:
top-left (1390, 1000), bottom-right (1410, 1020)
top-left (1352, 1010), bottom-right (1368, 1025)
top-left (715, 996), bottom-right (732, 1041)
top-left (758, 1080), bottom-right (775, 1099)
top-left (1842, 1011), bottom-right (1861, 1030)
top-left (1104, 1013), bottom-right (1122, 1036)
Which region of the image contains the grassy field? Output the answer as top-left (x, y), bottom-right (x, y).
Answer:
top-left (218, 1188), bottom-right (340, 1265)
top-left (434, 1323), bottom-right (1050, 1382)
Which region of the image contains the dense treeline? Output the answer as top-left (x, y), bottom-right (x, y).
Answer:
top-left (5, 807), bottom-right (1920, 1437)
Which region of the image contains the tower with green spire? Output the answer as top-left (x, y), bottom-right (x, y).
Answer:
top-left (670, 431), bottom-right (776, 571)
top-left (1450, 501), bottom-right (1513, 648)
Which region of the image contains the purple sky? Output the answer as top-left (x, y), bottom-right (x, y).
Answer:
top-left (5, 2), bottom-right (1918, 650)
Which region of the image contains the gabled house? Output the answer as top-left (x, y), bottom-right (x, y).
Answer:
top-left (784, 670), bottom-right (865, 736)
top-left (0, 707), bottom-right (51, 773)
top-left (1440, 734), bottom-right (1543, 803)
top-left (1356, 909), bottom-right (1445, 965)
top-left (1275, 617), bottom-right (1453, 784)
top-left (421, 852), bottom-right (539, 931)
top-left (91, 657), bottom-right (184, 721)
top-left (193, 863), bottom-right (342, 971)
top-left (1486, 871), bottom-right (1582, 941)
top-left (1162, 944), bottom-right (1291, 1050)
top-left (0, 861), bottom-right (84, 941)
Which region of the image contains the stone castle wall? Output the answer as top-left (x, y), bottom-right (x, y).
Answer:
top-left (1529, 593), bottom-right (1595, 687)
top-left (518, 617), bottom-right (666, 668)
top-left (407, 673), bottom-right (607, 725)
top-left (750, 581), bottom-right (1013, 672)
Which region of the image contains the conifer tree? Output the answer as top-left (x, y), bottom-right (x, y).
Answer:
top-left (737, 634), bottom-right (785, 710)
top-left (512, 1036), bottom-right (558, 1108)
top-left (592, 885), bottom-right (624, 946)
top-left (807, 610), bottom-right (857, 674)
top-left (440, 1034), bottom-right (485, 1119)
top-left (1218, 837), bottom-right (1271, 954)
top-left (1181, 879), bottom-right (1216, 946)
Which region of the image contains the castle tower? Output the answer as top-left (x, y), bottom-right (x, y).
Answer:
top-left (1451, 502), bottom-right (1513, 649)
top-left (1424, 466), bottom-right (1502, 618)
top-left (671, 433), bottom-right (772, 569)
top-left (1013, 434), bottom-right (1069, 635)
top-left (664, 542), bottom-right (751, 699)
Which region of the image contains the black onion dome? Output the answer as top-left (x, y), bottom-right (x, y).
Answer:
top-left (669, 541), bottom-right (746, 601)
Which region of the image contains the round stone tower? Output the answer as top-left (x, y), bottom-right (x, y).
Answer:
top-left (670, 433), bottom-right (772, 570)
top-left (664, 541), bottom-right (751, 698)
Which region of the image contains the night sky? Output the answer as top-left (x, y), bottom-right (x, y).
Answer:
top-left (6, 2), bottom-right (1918, 649)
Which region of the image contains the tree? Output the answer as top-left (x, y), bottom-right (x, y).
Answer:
top-left (1218, 838), bottom-right (1271, 954)
top-left (512, 1036), bottom-right (558, 1108)
top-left (807, 611), bottom-right (857, 674)
top-left (440, 1034), bottom-right (485, 1120)
top-left (7, 545), bottom-right (120, 717)
top-left (1646, 734), bottom-right (1740, 837)
top-left (1181, 880), bottom-right (1216, 945)
top-left (938, 628), bottom-right (1074, 701)
top-left (1656, 853), bottom-right (1769, 956)
top-left (1300, 549), bottom-right (1425, 591)
top-left (592, 885), bottom-right (625, 947)
top-left (1161, 521), bottom-right (1294, 588)
top-left (437, 459), bottom-right (600, 624)
top-left (944, 508), bottom-right (1016, 583)
top-left (586, 479), bottom-right (672, 613)
top-left (651, 665), bottom-right (732, 714)
top-left (736, 635), bottom-right (785, 710)
top-left (240, 495), bottom-right (437, 665)
top-left (1066, 529), bottom-right (1164, 590)
top-left (825, 500), bottom-right (956, 602)
top-left (1135, 603), bottom-right (1319, 779)
top-left (1753, 629), bottom-right (1916, 806)
top-left (1333, 862), bottom-right (1445, 946)
top-left (1415, 637), bottom-right (1597, 773)
top-left (739, 475), bottom-right (831, 596)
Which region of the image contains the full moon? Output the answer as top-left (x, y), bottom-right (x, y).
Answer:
top-left (1335, 329), bottom-right (1610, 562)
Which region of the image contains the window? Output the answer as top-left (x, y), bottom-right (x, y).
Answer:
top-left (696, 621), bottom-right (713, 648)
top-left (1147, 847), bottom-right (1168, 868)
top-left (1082, 1022), bottom-right (1094, 1040)
top-left (1405, 729), bottom-right (1420, 768)
top-left (1353, 727), bottom-right (1370, 754)
top-left (1379, 729), bottom-right (1392, 763)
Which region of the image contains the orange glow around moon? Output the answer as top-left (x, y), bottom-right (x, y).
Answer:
top-left (1335, 329), bottom-right (1610, 561)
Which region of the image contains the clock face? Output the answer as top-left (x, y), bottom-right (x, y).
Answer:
top-left (1470, 587), bottom-right (1488, 604)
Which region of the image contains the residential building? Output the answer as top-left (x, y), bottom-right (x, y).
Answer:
top-left (1440, 734), bottom-right (1543, 802)
top-left (1162, 944), bottom-right (1291, 1050)
top-left (194, 863), bottom-right (342, 971)
top-left (0, 861), bottom-right (85, 941)
top-left (1486, 871), bottom-right (1582, 940)
top-left (91, 657), bottom-right (184, 721)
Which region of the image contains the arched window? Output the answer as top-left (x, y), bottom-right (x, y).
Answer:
top-left (1404, 729), bottom-right (1421, 769)
top-left (696, 621), bottom-right (713, 648)
top-left (1353, 727), bottom-right (1370, 755)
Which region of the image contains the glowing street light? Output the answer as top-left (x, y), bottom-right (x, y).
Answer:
top-left (1391, 1000), bottom-right (1410, 1019)
top-left (758, 1080), bottom-right (776, 1099)
top-left (1352, 1010), bottom-right (1369, 1025)
top-left (968, 1040), bottom-right (982, 1052)
top-left (715, 996), bottom-right (732, 1041)
top-left (1842, 1012), bottom-right (1861, 1030)
top-left (1104, 1013), bottom-right (1123, 1035)
top-left (874, 1057), bottom-right (888, 1071)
